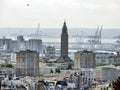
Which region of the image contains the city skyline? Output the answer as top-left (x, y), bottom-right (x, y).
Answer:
top-left (0, 0), bottom-right (120, 28)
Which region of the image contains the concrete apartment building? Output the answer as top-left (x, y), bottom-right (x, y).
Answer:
top-left (16, 50), bottom-right (39, 76)
top-left (74, 50), bottom-right (95, 69)
top-left (94, 66), bottom-right (120, 82)
top-left (0, 37), bottom-right (13, 52)
top-left (27, 39), bottom-right (42, 53)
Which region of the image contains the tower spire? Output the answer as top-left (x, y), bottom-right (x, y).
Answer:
top-left (62, 21), bottom-right (67, 33)
top-left (56, 21), bottom-right (73, 64)
top-left (64, 21), bottom-right (66, 26)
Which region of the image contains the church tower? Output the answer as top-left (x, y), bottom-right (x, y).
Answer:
top-left (56, 22), bottom-right (73, 64)
top-left (61, 21), bottom-right (68, 57)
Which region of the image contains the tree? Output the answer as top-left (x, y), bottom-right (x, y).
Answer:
top-left (112, 63), bottom-right (120, 67)
top-left (0, 62), bottom-right (13, 68)
top-left (57, 69), bottom-right (60, 73)
top-left (55, 68), bottom-right (57, 73)
top-left (50, 69), bottom-right (53, 73)
top-left (55, 68), bottom-right (61, 73)
top-left (112, 77), bottom-right (120, 90)
top-left (67, 64), bottom-right (72, 70)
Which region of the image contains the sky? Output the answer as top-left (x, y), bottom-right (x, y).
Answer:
top-left (0, 0), bottom-right (120, 28)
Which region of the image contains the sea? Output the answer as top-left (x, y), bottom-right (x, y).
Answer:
top-left (0, 27), bottom-right (120, 44)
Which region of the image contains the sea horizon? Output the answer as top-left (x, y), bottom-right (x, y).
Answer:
top-left (0, 27), bottom-right (120, 39)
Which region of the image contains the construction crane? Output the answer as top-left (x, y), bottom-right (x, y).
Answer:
top-left (26, 24), bottom-right (41, 39)
top-left (98, 25), bottom-right (102, 44)
top-left (26, 24), bottom-right (50, 39)
top-left (88, 25), bottom-right (102, 45)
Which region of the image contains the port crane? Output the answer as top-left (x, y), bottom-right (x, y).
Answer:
top-left (72, 25), bottom-right (102, 45)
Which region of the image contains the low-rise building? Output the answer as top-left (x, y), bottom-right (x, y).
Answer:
top-left (94, 66), bottom-right (120, 82)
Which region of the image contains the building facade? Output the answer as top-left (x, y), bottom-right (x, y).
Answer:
top-left (74, 50), bottom-right (95, 69)
top-left (70, 69), bottom-right (94, 89)
top-left (27, 39), bottom-right (42, 53)
top-left (16, 50), bottom-right (39, 76)
top-left (94, 66), bottom-right (120, 82)
top-left (95, 51), bottom-right (116, 64)
top-left (17, 35), bottom-right (26, 51)
top-left (45, 46), bottom-right (55, 59)
top-left (0, 37), bottom-right (13, 52)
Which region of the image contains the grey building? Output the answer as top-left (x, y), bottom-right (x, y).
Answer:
top-left (16, 35), bottom-right (26, 51)
top-left (0, 35), bottom-right (42, 53)
top-left (45, 46), bottom-right (55, 59)
top-left (27, 39), bottom-right (42, 53)
top-left (16, 50), bottom-right (39, 76)
top-left (0, 36), bottom-right (13, 52)
top-left (74, 50), bottom-right (95, 69)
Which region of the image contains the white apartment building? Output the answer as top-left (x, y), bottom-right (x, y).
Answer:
top-left (70, 68), bottom-right (94, 89)
top-left (94, 66), bottom-right (120, 82)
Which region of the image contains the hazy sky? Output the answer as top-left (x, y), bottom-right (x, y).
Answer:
top-left (0, 0), bottom-right (120, 28)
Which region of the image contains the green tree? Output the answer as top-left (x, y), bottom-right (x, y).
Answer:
top-left (0, 62), bottom-right (13, 68)
top-left (67, 64), bottom-right (72, 70)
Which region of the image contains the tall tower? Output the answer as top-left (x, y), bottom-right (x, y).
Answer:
top-left (56, 22), bottom-right (73, 64)
top-left (61, 21), bottom-right (68, 57)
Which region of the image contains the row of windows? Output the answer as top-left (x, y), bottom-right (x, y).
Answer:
top-left (96, 57), bottom-right (109, 59)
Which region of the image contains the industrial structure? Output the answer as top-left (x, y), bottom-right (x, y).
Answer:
top-left (0, 24), bottom-right (43, 54)
top-left (0, 35), bottom-right (42, 53)
top-left (72, 25), bottom-right (103, 50)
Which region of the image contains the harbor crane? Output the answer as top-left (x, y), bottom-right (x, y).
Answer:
top-left (72, 25), bottom-right (102, 45)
